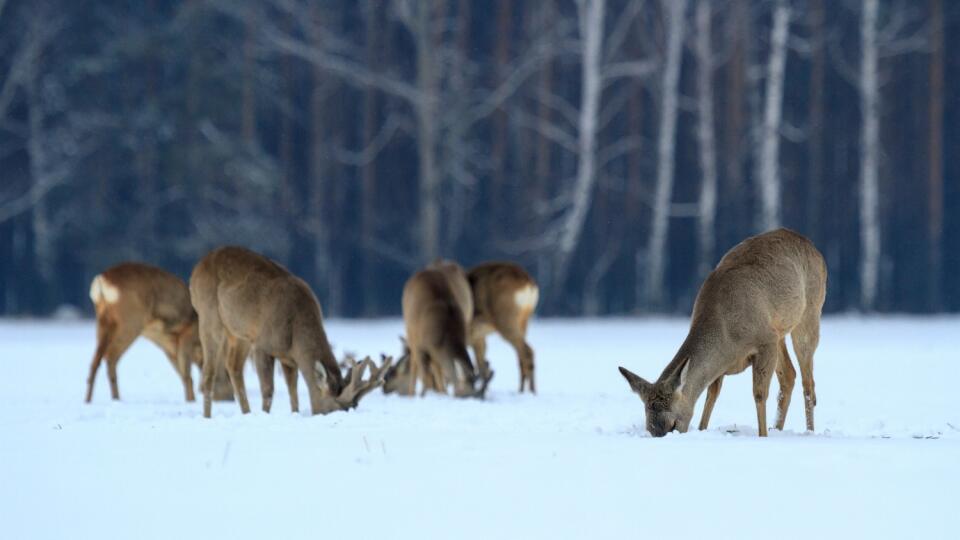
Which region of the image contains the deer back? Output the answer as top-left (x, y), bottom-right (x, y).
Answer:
top-left (91, 262), bottom-right (197, 356)
top-left (468, 261), bottom-right (538, 329)
top-left (190, 247), bottom-right (340, 385)
top-left (691, 228), bottom-right (826, 348)
top-left (402, 263), bottom-right (473, 351)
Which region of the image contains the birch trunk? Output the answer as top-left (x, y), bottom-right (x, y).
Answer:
top-left (361, 1), bottom-right (381, 314)
top-left (694, 0), bottom-right (717, 280)
top-left (552, 0), bottom-right (605, 292)
top-left (415, 2), bottom-right (440, 263)
top-left (806, 0), bottom-right (825, 243)
top-left (642, 0), bottom-right (686, 310)
top-left (859, 0), bottom-right (880, 311)
top-left (755, 0), bottom-right (790, 232)
top-left (25, 65), bottom-right (52, 284)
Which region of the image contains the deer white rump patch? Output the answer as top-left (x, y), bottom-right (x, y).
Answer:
top-left (89, 275), bottom-right (120, 304)
top-left (514, 285), bottom-right (539, 310)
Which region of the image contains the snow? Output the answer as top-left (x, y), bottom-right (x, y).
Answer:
top-left (1, 317), bottom-right (957, 539)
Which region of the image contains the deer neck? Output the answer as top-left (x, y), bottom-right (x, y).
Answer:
top-left (662, 319), bottom-right (735, 408)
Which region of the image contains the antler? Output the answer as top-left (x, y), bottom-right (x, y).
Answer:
top-left (335, 355), bottom-right (393, 409)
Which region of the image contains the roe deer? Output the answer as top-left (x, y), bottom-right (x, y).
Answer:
top-left (189, 246), bottom-right (391, 418)
top-left (618, 228), bottom-right (826, 437)
top-left (384, 261), bottom-right (492, 398)
top-left (468, 262), bottom-right (538, 393)
top-left (86, 262), bottom-right (233, 403)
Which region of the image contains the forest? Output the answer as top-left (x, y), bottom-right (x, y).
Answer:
top-left (0, 0), bottom-right (956, 317)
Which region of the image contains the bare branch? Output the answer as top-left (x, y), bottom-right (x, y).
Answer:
top-left (601, 59), bottom-right (658, 85)
top-left (513, 110), bottom-right (579, 154)
top-left (260, 26), bottom-right (422, 105)
top-left (329, 114), bottom-right (409, 167)
top-left (596, 136), bottom-right (645, 171)
top-left (604, 0), bottom-right (646, 61)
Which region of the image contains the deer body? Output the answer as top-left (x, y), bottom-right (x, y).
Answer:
top-left (468, 262), bottom-right (538, 393)
top-left (85, 263), bottom-right (232, 403)
top-left (190, 247), bottom-right (389, 418)
top-left (388, 261), bottom-right (485, 397)
top-left (619, 228), bottom-right (826, 437)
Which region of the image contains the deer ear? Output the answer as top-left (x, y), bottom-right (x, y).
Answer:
top-left (676, 360), bottom-right (690, 395)
top-left (618, 366), bottom-right (652, 400)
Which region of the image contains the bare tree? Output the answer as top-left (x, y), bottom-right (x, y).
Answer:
top-left (755, 0), bottom-right (790, 232)
top-left (842, 0), bottom-right (927, 310)
top-left (694, 0), bottom-right (718, 281)
top-left (552, 0), bottom-right (605, 295)
top-left (244, 0), bottom-right (554, 265)
top-left (806, 0), bottom-right (825, 242)
top-left (643, 0), bottom-right (687, 309)
top-left (858, 0), bottom-right (881, 311)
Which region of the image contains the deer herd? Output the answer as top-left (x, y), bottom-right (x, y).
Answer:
top-left (85, 228), bottom-right (826, 438)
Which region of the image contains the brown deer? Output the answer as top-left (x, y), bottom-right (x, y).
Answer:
top-left (468, 262), bottom-right (539, 393)
top-left (384, 261), bottom-right (491, 398)
top-left (618, 228), bottom-right (826, 437)
top-left (86, 262), bottom-right (233, 403)
top-left (189, 246), bottom-right (391, 418)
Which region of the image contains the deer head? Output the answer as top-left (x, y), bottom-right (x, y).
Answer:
top-left (618, 360), bottom-right (692, 437)
top-left (383, 337), bottom-right (493, 398)
top-left (383, 339), bottom-right (413, 395)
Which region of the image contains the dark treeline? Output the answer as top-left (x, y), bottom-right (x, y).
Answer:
top-left (0, 0), bottom-right (957, 317)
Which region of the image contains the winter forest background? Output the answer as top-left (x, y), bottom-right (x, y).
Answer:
top-left (0, 0), bottom-right (956, 317)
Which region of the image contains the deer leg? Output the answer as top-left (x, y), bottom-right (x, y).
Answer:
top-left (211, 366), bottom-right (235, 401)
top-left (698, 376), bottom-right (724, 430)
top-left (751, 344), bottom-right (778, 437)
top-left (253, 350), bottom-right (276, 413)
top-left (408, 347), bottom-right (426, 397)
top-left (279, 362), bottom-right (299, 413)
top-left (224, 341), bottom-right (251, 414)
top-left (470, 336), bottom-right (490, 380)
top-left (199, 327), bottom-right (224, 418)
top-left (297, 359), bottom-right (325, 416)
top-left (775, 338), bottom-right (797, 431)
top-left (792, 316), bottom-right (821, 432)
top-left (167, 350), bottom-right (195, 402)
top-left (501, 328), bottom-right (535, 394)
top-left (422, 352), bottom-right (447, 396)
top-left (85, 320), bottom-right (114, 403)
top-left (103, 325), bottom-right (140, 401)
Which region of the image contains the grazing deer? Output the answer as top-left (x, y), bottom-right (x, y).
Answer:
top-left (618, 228), bottom-right (826, 437)
top-left (86, 263), bottom-right (233, 403)
top-left (468, 262), bottom-right (539, 393)
top-left (189, 246), bottom-right (391, 418)
top-left (385, 261), bottom-right (491, 398)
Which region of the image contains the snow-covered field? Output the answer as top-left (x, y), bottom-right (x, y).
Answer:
top-left (1, 317), bottom-right (957, 539)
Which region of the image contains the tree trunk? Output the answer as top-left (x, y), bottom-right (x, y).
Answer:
top-left (927, 0), bottom-right (944, 310)
top-left (755, 0), bottom-right (790, 232)
top-left (642, 0), bottom-right (686, 310)
top-left (361, 0), bottom-right (382, 315)
top-left (552, 0), bottom-right (605, 298)
top-left (859, 0), bottom-right (880, 311)
top-left (535, 1), bottom-right (554, 200)
top-left (491, 0), bottom-right (512, 206)
top-left (415, 2), bottom-right (440, 263)
top-left (241, 4), bottom-right (256, 144)
top-left (25, 63), bottom-right (52, 296)
top-left (695, 0), bottom-right (717, 281)
top-left (307, 4), bottom-right (327, 306)
top-left (806, 0), bottom-right (825, 244)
